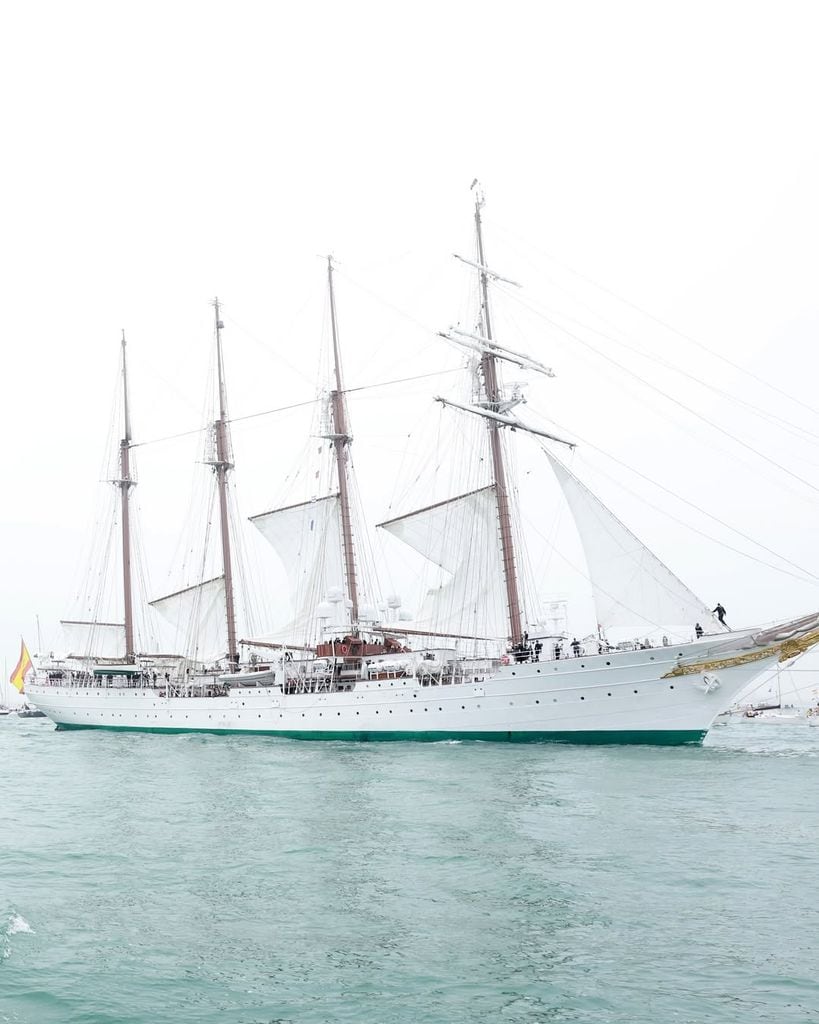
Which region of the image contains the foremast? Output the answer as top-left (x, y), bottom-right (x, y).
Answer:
top-left (117, 331), bottom-right (136, 662)
top-left (326, 257), bottom-right (360, 630)
top-left (473, 192), bottom-right (524, 645)
top-left (210, 298), bottom-right (239, 667)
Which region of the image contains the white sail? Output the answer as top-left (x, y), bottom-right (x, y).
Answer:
top-left (60, 620), bottom-right (125, 659)
top-left (150, 576), bottom-right (227, 661)
top-left (378, 486), bottom-right (507, 638)
top-left (544, 452), bottom-right (716, 635)
top-left (250, 495), bottom-right (349, 634)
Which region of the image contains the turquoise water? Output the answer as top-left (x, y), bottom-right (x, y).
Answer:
top-left (1, 720), bottom-right (818, 1023)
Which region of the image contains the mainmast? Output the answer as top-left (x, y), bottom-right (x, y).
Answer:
top-left (118, 330), bottom-right (136, 662)
top-left (473, 192), bottom-right (524, 644)
top-left (211, 298), bottom-right (239, 666)
top-left (326, 257), bottom-right (359, 629)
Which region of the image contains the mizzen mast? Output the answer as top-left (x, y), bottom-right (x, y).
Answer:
top-left (326, 257), bottom-right (359, 629)
top-left (211, 298), bottom-right (239, 666)
top-left (473, 191), bottom-right (524, 644)
top-left (118, 330), bottom-right (136, 662)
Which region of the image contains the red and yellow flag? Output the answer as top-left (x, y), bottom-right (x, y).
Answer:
top-left (9, 640), bottom-right (33, 693)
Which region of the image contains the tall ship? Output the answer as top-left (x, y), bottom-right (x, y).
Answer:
top-left (28, 194), bottom-right (819, 743)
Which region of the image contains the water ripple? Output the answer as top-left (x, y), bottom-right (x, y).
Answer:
top-left (1, 718), bottom-right (817, 1022)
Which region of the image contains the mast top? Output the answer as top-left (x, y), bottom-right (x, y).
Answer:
top-left (213, 297), bottom-right (229, 423)
top-left (121, 329), bottom-right (132, 445)
top-left (326, 257), bottom-right (346, 397)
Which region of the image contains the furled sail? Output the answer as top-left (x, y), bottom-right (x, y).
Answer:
top-left (544, 452), bottom-right (717, 635)
top-left (150, 576), bottom-right (227, 661)
top-left (250, 495), bottom-right (349, 635)
top-left (61, 620), bottom-right (125, 659)
top-left (378, 486), bottom-right (507, 638)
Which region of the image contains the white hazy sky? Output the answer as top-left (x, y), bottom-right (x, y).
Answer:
top-left (3, 0), bottom-right (819, 663)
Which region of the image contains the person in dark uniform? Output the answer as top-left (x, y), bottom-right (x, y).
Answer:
top-left (571, 637), bottom-right (581, 657)
top-left (694, 622), bottom-right (703, 638)
top-left (712, 603), bottom-right (728, 627)
top-left (534, 639), bottom-right (543, 662)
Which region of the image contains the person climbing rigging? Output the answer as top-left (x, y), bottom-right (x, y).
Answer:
top-left (712, 603), bottom-right (728, 627)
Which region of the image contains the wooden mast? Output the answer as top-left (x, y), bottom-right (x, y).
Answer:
top-left (118, 330), bottom-right (136, 662)
top-left (326, 257), bottom-right (359, 629)
top-left (212, 298), bottom-right (239, 666)
top-left (473, 192), bottom-right (524, 645)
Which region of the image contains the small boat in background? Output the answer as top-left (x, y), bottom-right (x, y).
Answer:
top-left (16, 705), bottom-right (47, 719)
top-left (3, 640), bottom-right (44, 717)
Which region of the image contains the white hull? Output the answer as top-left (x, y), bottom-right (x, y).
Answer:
top-left (27, 639), bottom-right (781, 744)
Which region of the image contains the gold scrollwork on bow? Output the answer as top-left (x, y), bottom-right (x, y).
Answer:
top-left (662, 627), bottom-right (819, 678)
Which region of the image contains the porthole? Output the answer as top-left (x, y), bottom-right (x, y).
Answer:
top-left (633, 690), bottom-right (638, 694)
top-left (669, 685), bottom-right (675, 690)
top-left (461, 705), bottom-right (465, 710)
top-left (607, 693), bottom-right (611, 697)
top-left (606, 661), bottom-right (611, 666)
top-left (535, 699), bottom-right (540, 704)
top-left (580, 696), bottom-right (585, 700)
top-left (512, 671), bottom-right (516, 676)
top-left (537, 668), bottom-right (541, 674)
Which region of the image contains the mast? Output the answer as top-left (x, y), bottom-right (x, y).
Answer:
top-left (473, 191), bottom-right (524, 644)
top-left (211, 298), bottom-right (239, 666)
top-left (118, 331), bottom-right (136, 662)
top-left (326, 257), bottom-right (359, 628)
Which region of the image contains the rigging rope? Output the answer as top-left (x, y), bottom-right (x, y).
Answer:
top-left (491, 220), bottom-right (819, 421)
top-left (130, 369), bottom-right (459, 449)
top-left (502, 285), bottom-right (819, 501)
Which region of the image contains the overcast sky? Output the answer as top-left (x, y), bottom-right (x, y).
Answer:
top-left (2, 0), bottom-right (819, 673)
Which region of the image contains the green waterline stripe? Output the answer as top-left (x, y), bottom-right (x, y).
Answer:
top-left (54, 724), bottom-right (707, 746)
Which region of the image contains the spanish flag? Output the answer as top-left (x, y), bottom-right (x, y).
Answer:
top-left (9, 640), bottom-right (33, 693)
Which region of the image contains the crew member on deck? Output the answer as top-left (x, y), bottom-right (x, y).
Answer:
top-left (712, 603), bottom-right (728, 627)
top-left (695, 622), bottom-right (703, 638)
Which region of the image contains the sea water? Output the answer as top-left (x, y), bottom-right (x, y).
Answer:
top-left (1, 719), bottom-right (817, 1024)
